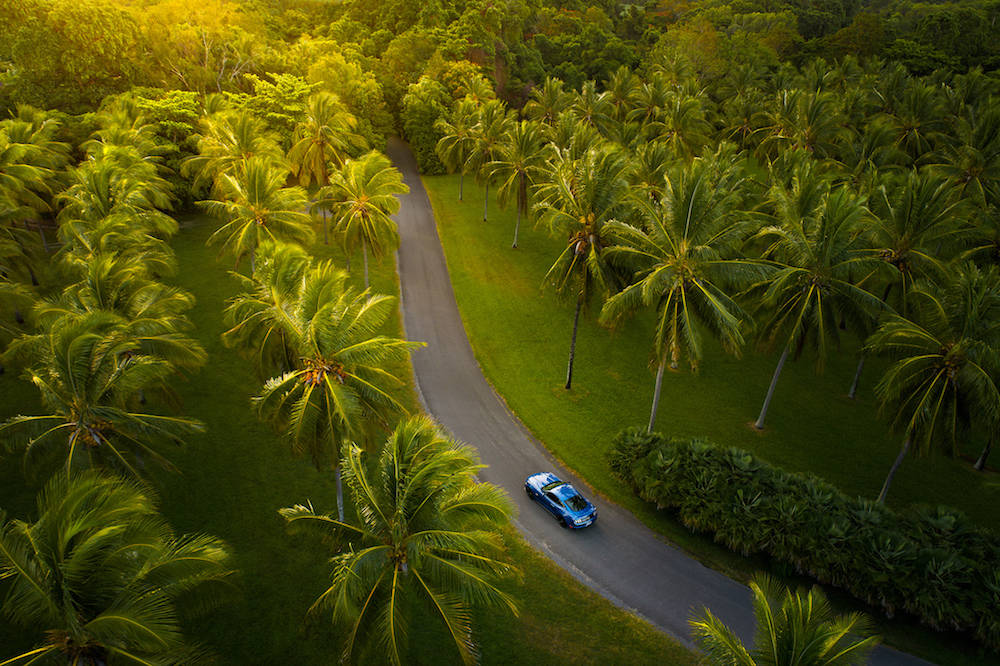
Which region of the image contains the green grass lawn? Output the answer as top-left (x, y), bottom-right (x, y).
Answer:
top-left (424, 174), bottom-right (1000, 665)
top-left (0, 215), bottom-right (692, 664)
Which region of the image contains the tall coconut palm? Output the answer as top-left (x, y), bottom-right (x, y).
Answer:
top-left (57, 156), bottom-right (177, 237)
top-left (465, 100), bottom-right (512, 223)
top-left (200, 156), bottom-right (313, 273)
top-left (602, 157), bottom-right (764, 432)
top-left (570, 81), bottom-right (615, 136)
top-left (0, 313), bottom-right (204, 479)
top-left (882, 82), bottom-right (949, 167)
top-left (932, 106), bottom-right (1000, 209)
top-left (758, 90), bottom-right (848, 161)
top-left (222, 240), bottom-right (313, 379)
top-left (605, 65), bottom-right (639, 122)
top-left (0, 127), bottom-right (52, 218)
top-left (847, 171), bottom-right (966, 398)
top-left (57, 213), bottom-right (177, 279)
top-left (534, 146), bottom-right (628, 389)
top-left (183, 110), bottom-right (284, 194)
top-left (627, 141), bottom-right (673, 203)
top-left (650, 91), bottom-right (712, 160)
top-left (435, 99), bottom-right (479, 202)
top-left (691, 574), bottom-right (880, 665)
top-left (279, 415), bottom-right (517, 666)
top-left (0, 472), bottom-right (234, 665)
top-left (523, 77), bottom-right (571, 126)
top-left (254, 271), bottom-right (423, 518)
top-left (318, 151), bottom-right (409, 288)
top-left (866, 264), bottom-right (1000, 500)
top-left (288, 92), bottom-right (366, 244)
top-left (37, 253), bottom-right (206, 374)
top-left (489, 120), bottom-right (545, 248)
top-left (749, 162), bottom-right (885, 429)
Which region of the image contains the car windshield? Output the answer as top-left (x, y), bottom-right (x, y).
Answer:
top-left (564, 494), bottom-right (588, 512)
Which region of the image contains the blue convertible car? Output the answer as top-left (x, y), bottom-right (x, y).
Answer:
top-left (524, 472), bottom-right (597, 529)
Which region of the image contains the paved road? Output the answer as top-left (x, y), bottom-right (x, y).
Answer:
top-left (387, 138), bottom-right (930, 665)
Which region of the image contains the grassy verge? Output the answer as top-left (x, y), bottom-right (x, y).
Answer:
top-left (0, 214), bottom-right (693, 664)
top-left (424, 174), bottom-right (1000, 665)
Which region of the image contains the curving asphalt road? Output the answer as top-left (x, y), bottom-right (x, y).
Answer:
top-left (387, 138), bottom-right (930, 666)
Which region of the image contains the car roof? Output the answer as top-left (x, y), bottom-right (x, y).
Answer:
top-left (551, 483), bottom-right (581, 500)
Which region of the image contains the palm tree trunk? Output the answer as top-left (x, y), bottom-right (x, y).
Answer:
top-left (849, 283), bottom-right (892, 398)
top-left (512, 207), bottom-right (521, 248)
top-left (974, 437), bottom-right (994, 471)
top-left (878, 437), bottom-right (911, 503)
top-left (755, 345), bottom-right (789, 430)
top-left (335, 467), bottom-right (345, 521)
top-left (565, 295), bottom-right (583, 390)
top-left (848, 356), bottom-right (865, 399)
top-left (362, 241), bottom-right (369, 289)
top-left (648, 361), bottom-right (666, 433)
top-left (34, 220), bottom-right (49, 253)
top-left (483, 180), bottom-right (489, 223)
top-left (250, 249), bottom-right (256, 275)
top-left (459, 171), bottom-right (464, 202)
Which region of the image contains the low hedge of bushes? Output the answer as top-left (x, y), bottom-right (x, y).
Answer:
top-left (607, 428), bottom-right (1000, 652)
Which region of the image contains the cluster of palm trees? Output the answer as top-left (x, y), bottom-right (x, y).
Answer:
top-left (435, 59), bottom-right (1000, 501)
top-left (0, 101), bottom-right (236, 662)
top-left (190, 92), bottom-right (408, 289)
top-left (186, 95), bottom-right (517, 662)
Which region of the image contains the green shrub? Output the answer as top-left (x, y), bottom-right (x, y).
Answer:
top-left (608, 429), bottom-right (1000, 652)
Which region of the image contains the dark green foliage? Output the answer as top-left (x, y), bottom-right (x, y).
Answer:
top-left (609, 430), bottom-right (1000, 652)
top-left (400, 77), bottom-right (450, 174)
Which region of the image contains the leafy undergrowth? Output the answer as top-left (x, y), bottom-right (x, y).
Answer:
top-left (424, 174), bottom-right (1000, 666)
top-left (0, 214), bottom-right (693, 664)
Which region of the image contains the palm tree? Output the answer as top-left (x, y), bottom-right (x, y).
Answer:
top-left (38, 253), bottom-right (206, 374)
top-left (318, 151), bottom-right (409, 288)
top-left (57, 156), bottom-right (177, 237)
top-left (288, 92), bottom-right (366, 244)
top-left (254, 270), bottom-right (423, 518)
top-left (749, 161), bottom-right (885, 429)
top-left (279, 415), bottom-right (517, 665)
top-left (932, 106), bottom-right (1000, 209)
top-left (183, 110), bottom-right (284, 194)
top-left (602, 157), bottom-right (764, 432)
top-left (489, 120), bottom-right (545, 248)
top-left (0, 313), bottom-right (204, 479)
top-left (200, 156), bottom-right (313, 273)
top-left (0, 278), bottom-right (33, 375)
top-left (523, 77), bottom-right (571, 126)
top-left (758, 90), bottom-right (847, 160)
top-left (222, 240), bottom-right (313, 379)
top-left (435, 98), bottom-right (479, 202)
top-left (0, 471), bottom-right (234, 665)
top-left (465, 100), bottom-right (512, 223)
top-left (651, 91), bottom-right (712, 160)
top-left (605, 65), bottom-right (639, 122)
top-left (847, 171), bottom-right (966, 398)
top-left (883, 82), bottom-right (948, 167)
top-left (570, 81), bottom-right (614, 136)
top-left (691, 574), bottom-right (880, 665)
top-left (866, 264), bottom-right (1000, 500)
top-left (57, 212), bottom-right (177, 279)
top-left (534, 146), bottom-right (628, 389)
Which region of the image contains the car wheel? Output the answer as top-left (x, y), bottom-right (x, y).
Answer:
top-left (525, 486), bottom-right (533, 498)
top-left (559, 516), bottom-right (569, 528)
